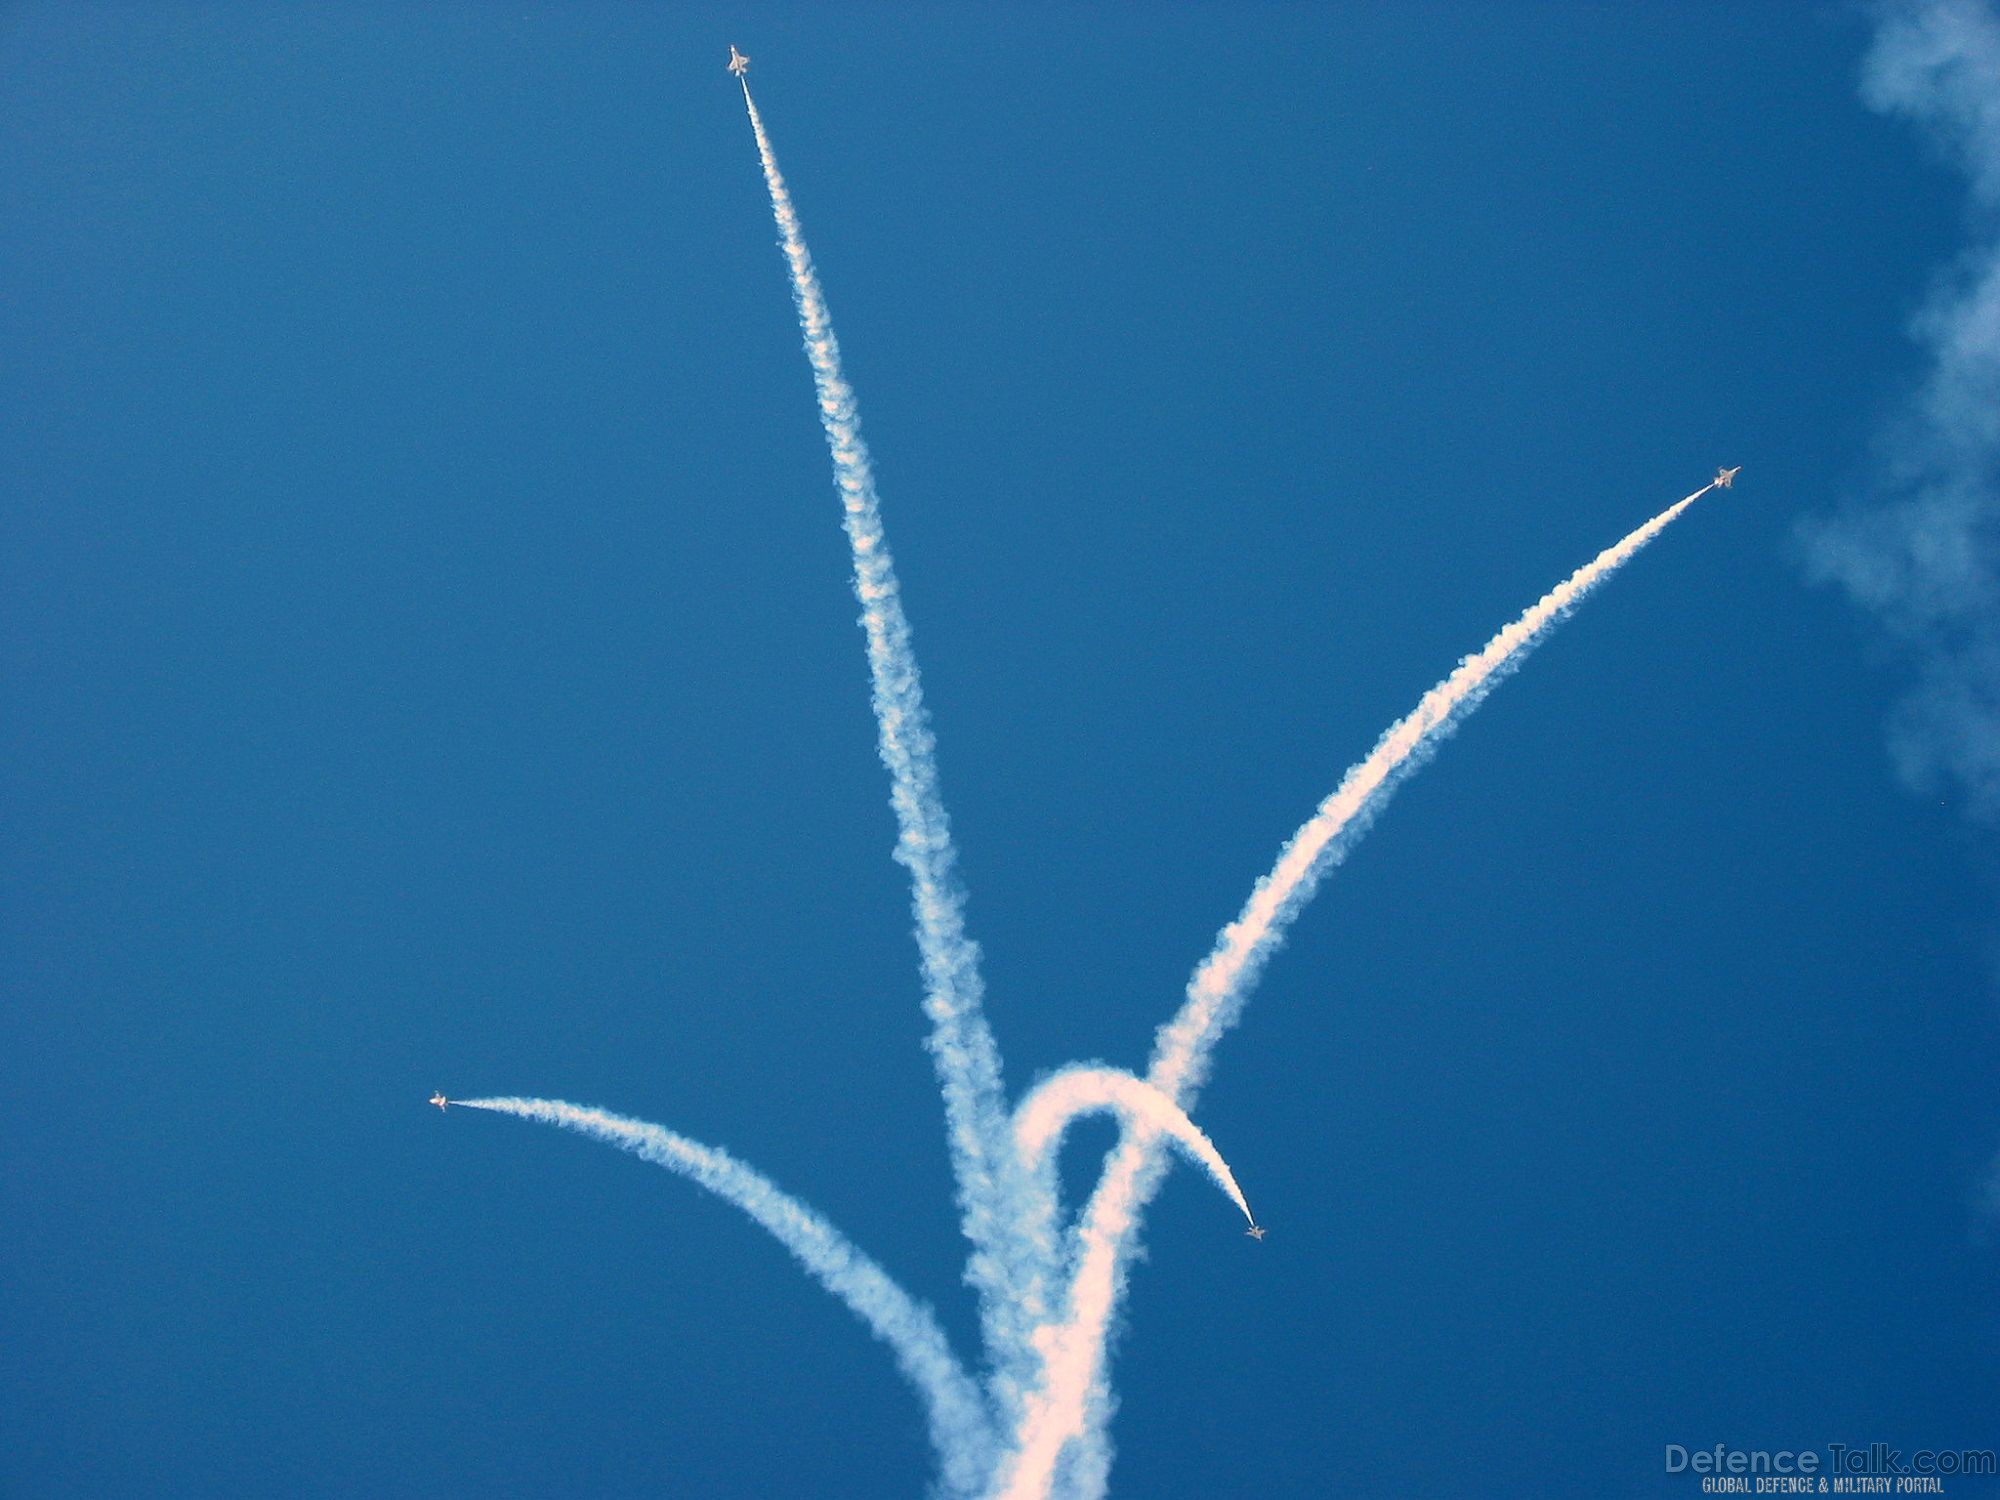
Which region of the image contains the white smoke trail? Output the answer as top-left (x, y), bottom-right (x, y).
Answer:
top-left (1149, 479), bottom-right (1715, 1106)
top-left (735, 78), bottom-right (1040, 1368)
top-left (999, 481), bottom-right (1719, 1500)
top-left (1014, 1065), bottom-right (1255, 1230)
top-left (456, 1096), bottom-right (995, 1495)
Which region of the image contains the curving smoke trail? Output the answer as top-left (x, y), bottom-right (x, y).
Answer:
top-left (456, 1096), bottom-right (995, 1495)
top-left (1014, 1065), bottom-right (1255, 1231)
top-left (455, 60), bottom-right (1727, 1500)
top-left (735, 76), bottom-right (1041, 1373)
top-left (999, 480), bottom-right (1721, 1500)
top-left (1149, 479), bottom-right (1717, 1108)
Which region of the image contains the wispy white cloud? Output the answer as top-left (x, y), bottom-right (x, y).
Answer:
top-left (1805, 0), bottom-right (2000, 820)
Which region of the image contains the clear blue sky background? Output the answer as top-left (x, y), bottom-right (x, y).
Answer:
top-left (3, 5), bottom-right (1994, 1497)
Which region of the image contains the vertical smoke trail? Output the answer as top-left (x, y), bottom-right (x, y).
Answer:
top-left (1013, 1065), bottom-right (1256, 1230)
top-left (456, 1096), bottom-right (995, 1495)
top-left (734, 78), bottom-right (1040, 1367)
top-left (1001, 481), bottom-right (1719, 1499)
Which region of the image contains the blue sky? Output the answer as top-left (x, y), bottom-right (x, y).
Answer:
top-left (3, 4), bottom-right (1995, 1497)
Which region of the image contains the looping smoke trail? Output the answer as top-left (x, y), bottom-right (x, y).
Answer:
top-left (1014, 1065), bottom-right (1256, 1229)
top-left (998, 481), bottom-right (1719, 1500)
top-left (735, 77), bottom-right (1040, 1370)
top-left (457, 1096), bottom-right (995, 1495)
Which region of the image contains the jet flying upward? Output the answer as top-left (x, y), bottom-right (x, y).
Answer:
top-left (727, 45), bottom-right (750, 77)
top-left (430, 1093), bottom-right (450, 1111)
top-left (1714, 466), bottom-right (1740, 488)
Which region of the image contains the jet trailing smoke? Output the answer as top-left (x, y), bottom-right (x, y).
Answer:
top-left (1014, 1064), bottom-right (1258, 1229)
top-left (735, 69), bottom-right (1043, 1391)
top-left (995, 478), bottom-right (1724, 1500)
top-left (435, 45), bottom-right (1726, 1500)
top-left (455, 1096), bottom-right (997, 1494)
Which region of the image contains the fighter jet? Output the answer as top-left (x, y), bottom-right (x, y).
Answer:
top-left (1714, 466), bottom-right (1741, 489)
top-left (1245, 1224), bottom-right (1267, 1241)
top-left (430, 1093), bottom-right (450, 1111)
top-left (727, 45), bottom-right (750, 77)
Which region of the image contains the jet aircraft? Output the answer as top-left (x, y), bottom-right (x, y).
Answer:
top-left (430, 1093), bottom-right (450, 1111)
top-left (728, 45), bottom-right (750, 77)
top-left (1714, 466), bottom-right (1740, 488)
top-left (1245, 1224), bottom-right (1267, 1241)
